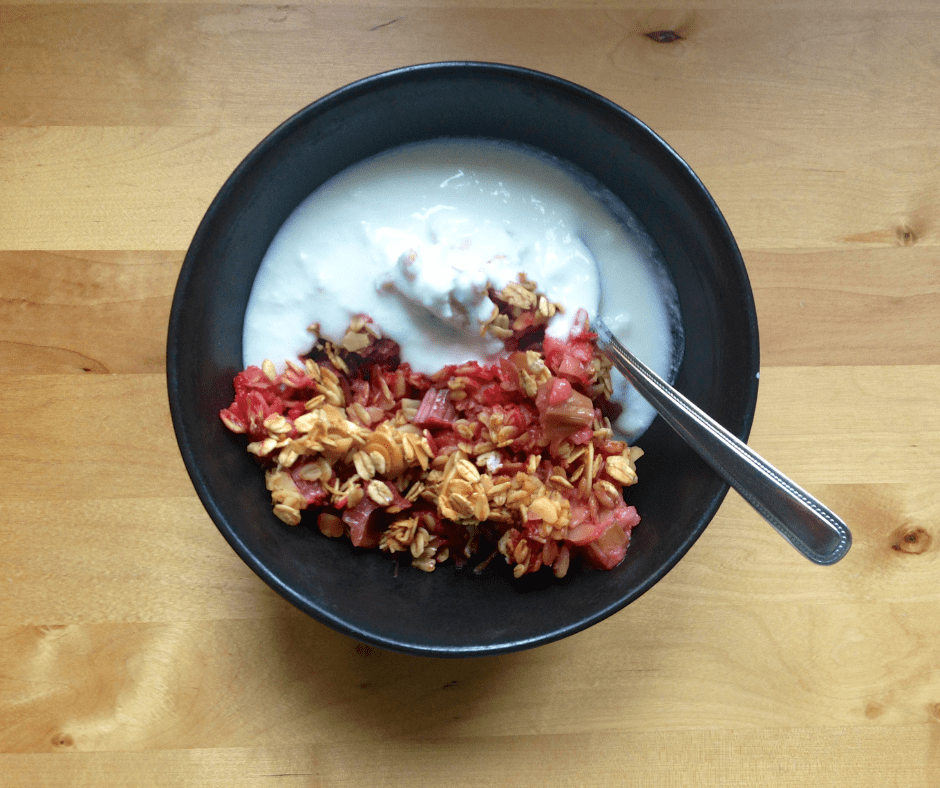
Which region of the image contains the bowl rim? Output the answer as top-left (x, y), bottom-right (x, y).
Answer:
top-left (167, 61), bottom-right (760, 656)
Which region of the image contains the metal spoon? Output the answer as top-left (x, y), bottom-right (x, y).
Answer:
top-left (594, 319), bottom-right (851, 565)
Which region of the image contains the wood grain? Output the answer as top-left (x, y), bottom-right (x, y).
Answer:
top-left (1, 248), bottom-right (936, 372)
top-left (0, 252), bottom-right (183, 373)
top-left (2, 6), bottom-right (938, 130)
top-left (4, 126), bottom-right (940, 252)
top-left (3, 726), bottom-right (935, 788)
top-left (1, 1), bottom-right (939, 785)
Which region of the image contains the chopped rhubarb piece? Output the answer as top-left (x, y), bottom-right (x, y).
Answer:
top-left (583, 522), bottom-right (631, 570)
top-left (575, 502), bottom-right (641, 569)
top-left (498, 357), bottom-right (523, 392)
top-left (571, 425), bottom-right (594, 445)
top-left (535, 379), bottom-right (595, 443)
top-left (288, 469), bottom-right (329, 507)
top-left (547, 377), bottom-right (572, 407)
top-left (565, 502), bottom-right (609, 546)
top-left (543, 334), bottom-right (594, 384)
top-left (342, 498), bottom-right (383, 549)
top-left (413, 387), bottom-right (457, 428)
top-left (556, 353), bottom-right (590, 382)
top-left (566, 500), bottom-right (639, 546)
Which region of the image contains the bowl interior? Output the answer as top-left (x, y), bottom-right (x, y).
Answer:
top-left (167, 62), bottom-right (759, 656)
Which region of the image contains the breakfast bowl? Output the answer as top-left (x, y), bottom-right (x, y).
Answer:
top-left (166, 62), bottom-right (759, 657)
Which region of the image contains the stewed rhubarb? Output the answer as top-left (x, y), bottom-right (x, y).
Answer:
top-left (221, 277), bottom-right (645, 579)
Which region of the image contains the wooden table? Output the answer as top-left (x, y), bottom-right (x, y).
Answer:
top-left (2, 2), bottom-right (938, 785)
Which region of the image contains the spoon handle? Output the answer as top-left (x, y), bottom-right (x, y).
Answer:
top-left (595, 320), bottom-right (851, 565)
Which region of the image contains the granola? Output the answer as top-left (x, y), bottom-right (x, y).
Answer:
top-left (221, 277), bottom-right (644, 579)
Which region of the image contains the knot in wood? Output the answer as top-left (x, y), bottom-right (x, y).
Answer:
top-left (52, 733), bottom-right (74, 747)
top-left (645, 29), bottom-right (684, 44)
top-left (890, 525), bottom-right (931, 555)
top-left (896, 224), bottom-right (917, 246)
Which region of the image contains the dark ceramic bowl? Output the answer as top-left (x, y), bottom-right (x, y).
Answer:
top-left (167, 62), bottom-right (759, 657)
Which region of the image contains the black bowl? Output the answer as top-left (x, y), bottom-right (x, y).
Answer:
top-left (167, 62), bottom-right (759, 657)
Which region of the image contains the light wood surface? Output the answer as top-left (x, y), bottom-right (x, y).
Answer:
top-left (2, 2), bottom-right (939, 786)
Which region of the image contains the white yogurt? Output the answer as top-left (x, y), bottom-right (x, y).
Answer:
top-left (243, 139), bottom-right (683, 439)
